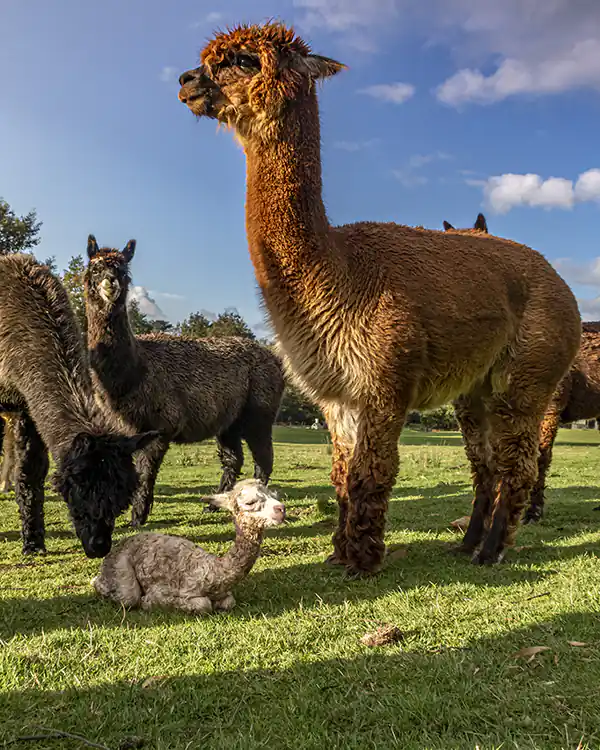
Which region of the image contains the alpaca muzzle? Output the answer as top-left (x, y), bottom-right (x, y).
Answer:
top-left (178, 66), bottom-right (217, 115)
top-left (99, 278), bottom-right (119, 304)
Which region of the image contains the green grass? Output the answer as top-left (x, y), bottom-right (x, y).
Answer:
top-left (1, 427), bottom-right (599, 750)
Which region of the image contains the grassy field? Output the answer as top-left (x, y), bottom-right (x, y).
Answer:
top-left (1, 426), bottom-right (599, 750)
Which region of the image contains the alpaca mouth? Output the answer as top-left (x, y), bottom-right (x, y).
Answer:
top-left (99, 281), bottom-right (119, 304)
top-left (178, 87), bottom-right (215, 117)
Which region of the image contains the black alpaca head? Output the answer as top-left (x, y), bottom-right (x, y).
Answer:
top-left (85, 235), bottom-right (136, 311)
top-left (55, 430), bottom-right (158, 557)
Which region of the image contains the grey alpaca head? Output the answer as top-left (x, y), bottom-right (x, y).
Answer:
top-left (85, 235), bottom-right (135, 311)
top-left (207, 479), bottom-right (286, 528)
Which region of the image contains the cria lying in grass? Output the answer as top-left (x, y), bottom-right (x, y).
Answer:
top-left (91, 479), bottom-right (285, 614)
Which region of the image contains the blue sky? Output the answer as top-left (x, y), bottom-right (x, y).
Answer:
top-left (3, 0), bottom-right (600, 327)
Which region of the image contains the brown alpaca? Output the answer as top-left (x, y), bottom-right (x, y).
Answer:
top-left (444, 216), bottom-right (600, 520)
top-left (443, 213), bottom-right (488, 234)
top-left (178, 23), bottom-right (581, 574)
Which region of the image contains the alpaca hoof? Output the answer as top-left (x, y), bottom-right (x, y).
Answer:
top-left (471, 547), bottom-right (505, 565)
top-left (450, 543), bottom-right (476, 557)
top-left (324, 552), bottom-right (346, 566)
top-left (344, 563), bottom-right (380, 580)
top-left (22, 542), bottom-right (46, 556)
top-left (522, 508), bottom-right (542, 524)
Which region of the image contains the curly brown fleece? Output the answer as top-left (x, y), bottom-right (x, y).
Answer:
top-left (178, 22), bottom-right (581, 573)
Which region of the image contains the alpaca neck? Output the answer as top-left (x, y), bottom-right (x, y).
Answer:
top-left (213, 519), bottom-right (264, 592)
top-left (245, 92), bottom-right (333, 305)
top-left (86, 297), bottom-right (143, 396)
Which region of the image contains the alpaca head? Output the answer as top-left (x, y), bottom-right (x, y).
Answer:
top-left (178, 22), bottom-right (345, 142)
top-left (207, 478), bottom-right (286, 529)
top-left (443, 213), bottom-right (489, 235)
top-left (55, 430), bottom-right (159, 558)
top-left (85, 235), bottom-right (136, 310)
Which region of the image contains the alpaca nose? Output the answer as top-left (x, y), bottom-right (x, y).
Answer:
top-left (179, 67), bottom-right (202, 86)
top-left (274, 504), bottom-right (286, 520)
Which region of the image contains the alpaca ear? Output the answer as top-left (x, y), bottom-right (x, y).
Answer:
top-left (119, 430), bottom-right (161, 455)
top-left (87, 235), bottom-right (99, 259)
top-left (474, 213), bottom-right (488, 233)
top-left (203, 491), bottom-right (233, 511)
top-left (295, 54), bottom-right (346, 80)
top-left (443, 221), bottom-right (454, 231)
top-left (122, 240), bottom-right (136, 263)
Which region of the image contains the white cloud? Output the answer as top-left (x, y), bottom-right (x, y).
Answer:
top-left (333, 138), bottom-right (379, 151)
top-left (393, 151), bottom-right (453, 187)
top-left (294, 1), bottom-right (600, 104)
top-left (128, 286), bottom-right (167, 320)
top-left (437, 40), bottom-right (600, 105)
top-left (575, 169), bottom-right (600, 203)
top-left (150, 290), bottom-right (186, 301)
top-left (159, 66), bottom-right (178, 84)
top-left (358, 82), bottom-right (415, 104)
top-left (480, 169), bottom-right (600, 213)
top-left (553, 257), bottom-right (600, 288)
top-left (484, 174), bottom-right (575, 213)
top-left (578, 296), bottom-right (600, 321)
top-left (206, 11), bottom-right (223, 23)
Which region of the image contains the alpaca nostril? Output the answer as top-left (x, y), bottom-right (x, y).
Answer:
top-left (179, 70), bottom-right (195, 86)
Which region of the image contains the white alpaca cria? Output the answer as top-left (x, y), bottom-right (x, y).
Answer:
top-left (91, 479), bottom-right (285, 614)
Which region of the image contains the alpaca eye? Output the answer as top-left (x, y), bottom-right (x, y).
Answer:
top-left (236, 54), bottom-right (258, 70)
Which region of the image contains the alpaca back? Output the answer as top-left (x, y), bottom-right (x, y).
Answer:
top-left (102, 334), bottom-right (283, 440)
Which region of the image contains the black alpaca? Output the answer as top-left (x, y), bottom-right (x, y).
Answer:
top-left (85, 236), bottom-right (285, 526)
top-left (0, 255), bottom-right (157, 556)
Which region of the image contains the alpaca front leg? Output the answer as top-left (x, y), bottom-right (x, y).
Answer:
top-left (130, 437), bottom-right (169, 527)
top-left (13, 414), bottom-right (49, 554)
top-left (344, 409), bottom-right (402, 577)
top-left (213, 592), bottom-right (236, 611)
top-left (322, 403), bottom-right (358, 567)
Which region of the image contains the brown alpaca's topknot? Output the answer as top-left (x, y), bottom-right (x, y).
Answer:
top-left (201, 21), bottom-right (312, 66)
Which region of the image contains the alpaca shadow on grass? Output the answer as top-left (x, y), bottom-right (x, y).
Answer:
top-left (0, 538), bottom-right (561, 639)
top-left (1, 611), bottom-right (597, 750)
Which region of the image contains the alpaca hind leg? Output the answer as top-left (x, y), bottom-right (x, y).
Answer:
top-left (474, 404), bottom-right (542, 565)
top-left (345, 407), bottom-right (403, 577)
top-left (13, 413), bottom-right (49, 554)
top-left (453, 390), bottom-right (494, 555)
top-left (524, 408), bottom-right (561, 524)
top-left (322, 403), bottom-right (358, 567)
top-left (242, 411), bottom-right (274, 485)
top-left (141, 587), bottom-right (212, 614)
top-left (0, 417), bottom-right (15, 492)
top-left (130, 436), bottom-right (170, 527)
top-left (208, 423), bottom-right (244, 511)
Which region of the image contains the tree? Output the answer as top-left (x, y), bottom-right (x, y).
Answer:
top-left (148, 319), bottom-right (173, 334)
top-left (180, 312), bottom-right (212, 339)
top-left (128, 298), bottom-right (154, 335)
top-left (420, 404), bottom-right (458, 431)
top-left (210, 309), bottom-right (255, 339)
top-left (277, 383), bottom-right (323, 425)
top-left (62, 255), bottom-right (87, 333)
top-left (0, 198), bottom-right (42, 255)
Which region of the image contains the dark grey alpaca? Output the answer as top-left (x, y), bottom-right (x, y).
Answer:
top-left (0, 254), bottom-right (156, 556)
top-left (84, 236), bottom-right (285, 526)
